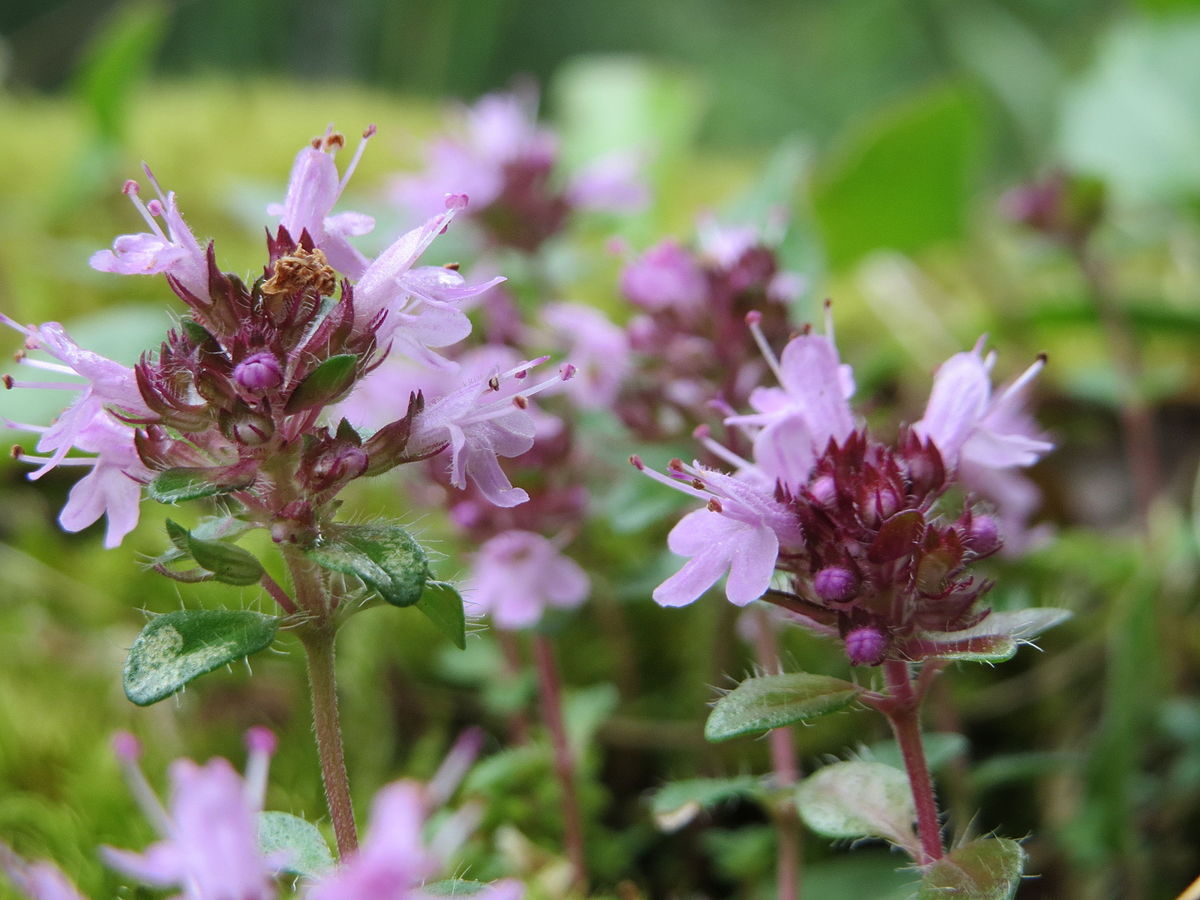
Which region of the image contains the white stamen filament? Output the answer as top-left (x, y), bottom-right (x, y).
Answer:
top-left (116, 754), bottom-right (173, 837)
top-left (747, 316), bottom-right (787, 387)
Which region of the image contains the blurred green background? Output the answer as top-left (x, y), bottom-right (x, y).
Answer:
top-left (2, 1), bottom-right (1200, 898)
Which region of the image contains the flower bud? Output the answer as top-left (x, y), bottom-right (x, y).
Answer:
top-left (808, 474), bottom-right (838, 507)
top-left (234, 352), bottom-right (284, 395)
top-left (967, 515), bottom-right (1002, 558)
top-left (845, 625), bottom-right (888, 667)
top-left (813, 565), bottom-right (858, 603)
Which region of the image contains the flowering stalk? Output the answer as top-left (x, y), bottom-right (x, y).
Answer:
top-left (532, 633), bottom-right (588, 893)
top-left (865, 660), bottom-right (944, 864)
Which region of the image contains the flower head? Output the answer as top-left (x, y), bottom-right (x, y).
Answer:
top-left (637, 316), bottom-right (1053, 666)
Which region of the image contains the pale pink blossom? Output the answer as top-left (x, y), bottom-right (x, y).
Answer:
top-left (620, 240), bottom-right (707, 313)
top-left (90, 173), bottom-right (207, 298)
top-left (0, 844), bottom-right (86, 900)
top-left (465, 530), bottom-right (589, 629)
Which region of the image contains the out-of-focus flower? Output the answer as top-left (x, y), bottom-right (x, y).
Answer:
top-left (0, 844), bottom-right (86, 900)
top-left (636, 313), bottom-right (1053, 666)
top-left (102, 731), bottom-right (277, 900)
top-left (394, 90), bottom-right (645, 253)
top-left (465, 530), bottom-right (589, 629)
top-left (539, 303), bottom-right (629, 411)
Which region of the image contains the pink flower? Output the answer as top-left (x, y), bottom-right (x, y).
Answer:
top-left (308, 780), bottom-right (523, 900)
top-left (406, 353), bottom-right (571, 508)
top-left (619, 240), bottom-right (707, 313)
top-left (540, 303), bottom-right (630, 410)
top-left (465, 530), bottom-right (589, 629)
top-left (103, 737), bottom-right (277, 900)
top-left (269, 126), bottom-right (378, 279)
top-left (565, 152), bottom-right (648, 213)
top-left (2, 318), bottom-right (153, 547)
top-left (632, 458), bottom-right (802, 608)
top-left (90, 172), bottom-right (207, 298)
top-left (352, 196), bottom-right (504, 368)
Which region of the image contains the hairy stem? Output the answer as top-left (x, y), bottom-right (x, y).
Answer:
top-left (300, 627), bottom-right (358, 857)
top-left (883, 659), bottom-right (943, 865)
top-left (282, 543), bottom-right (357, 856)
top-left (753, 606), bottom-right (803, 899)
top-left (532, 633), bottom-right (587, 893)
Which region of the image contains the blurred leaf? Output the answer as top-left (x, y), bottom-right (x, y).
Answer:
top-left (813, 84), bottom-right (983, 269)
top-left (123, 609), bottom-right (278, 706)
top-left (970, 751), bottom-right (1076, 792)
top-left (307, 523), bottom-right (428, 608)
top-left (565, 683), bottom-right (619, 755)
top-left (1059, 16), bottom-right (1200, 204)
top-left (650, 776), bottom-right (764, 831)
top-left (917, 836), bottom-right (1025, 900)
top-left (705, 673), bottom-right (863, 742)
top-left (424, 881), bottom-right (505, 896)
top-left (553, 56), bottom-right (706, 172)
top-left (795, 761), bottom-right (918, 852)
top-left (73, 0), bottom-right (168, 141)
top-left (416, 581), bottom-right (467, 649)
top-left (701, 825), bottom-right (775, 883)
top-left (867, 732), bottom-right (968, 773)
top-left (257, 811), bottom-right (333, 878)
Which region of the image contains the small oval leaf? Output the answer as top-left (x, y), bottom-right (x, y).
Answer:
top-left (306, 523), bottom-right (428, 607)
top-left (123, 610), bottom-right (278, 706)
top-left (186, 533), bottom-right (264, 587)
top-left (795, 761), bottom-right (918, 854)
top-left (417, 581), bottom-right (466, 648)
top-left (704, 673), bottom-right (863, 742)
top-left (257, 811), bottom-right (334, 878)
top-left (917, 836), bottom-right (1026, 900)
top-left (650, 776), bottom-right (764, 832)
top-left (285, 354), bottom-right (358, 413)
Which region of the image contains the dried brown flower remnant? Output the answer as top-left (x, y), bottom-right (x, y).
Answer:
top-left (261, 247), bottom-right (336, 298)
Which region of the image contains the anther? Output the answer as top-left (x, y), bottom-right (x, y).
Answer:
top-left (487, 375), bottom-right (501, 392)
top-left (512, 395), bottom-right (528, 409)
top-left (707, 498), bottom-right (724, 513)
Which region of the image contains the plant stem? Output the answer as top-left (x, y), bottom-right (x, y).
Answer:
top-left (753, 606), bottom-right (803, 899)
top-left (301, 626), bottom-right (359, 857)
top-left (883, 659), bottom-right (943, 865)
top-left (532, 632), bottom-right (587, 893)
top-left (282, 543), bottom-right (358, 857)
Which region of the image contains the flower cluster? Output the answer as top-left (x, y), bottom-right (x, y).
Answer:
top-left (636, 311), bottom-right (1051, 666)
top-left (393, 90), bottom-right (645, 253)
top-left (618, 219), bottom-right (805, 442)
top-left (3, 127), bottom-right (553, 549)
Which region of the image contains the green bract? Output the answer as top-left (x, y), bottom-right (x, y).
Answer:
top-left (306, 523), bottom-right (429, 607)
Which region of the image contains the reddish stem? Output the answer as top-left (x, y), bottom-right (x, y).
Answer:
top-left (883, 659), bottom-right (944, 865)
top-left (259, 570), bottom-right (298, 615)
top-left (532, 633), bottom-right (588, 893)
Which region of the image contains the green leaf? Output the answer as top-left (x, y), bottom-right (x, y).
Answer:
top-left (650, 776), bottom-right (765, 831)
top-left (913, 607), bottom-right (1073, 663)
top-left (285, 354), bottom-right (358, 413)
top-left (73, 0), bottom-right (168, 141)
top-left (813, 84), bottom-right (983, 270)
top-left (306, 523), bottom-right (428, 607)
top-left (186, 534), bottom-right (264, 587)
top-left (123, 610), bottom-right (278, 706)
top-left (257, 811), bottom-right (334, 878)
top-left (704, 673), bottom-right (863, 742)
top-left (795, 761), bottom-right (918, 854)
top-left (416, 582), bottom-right (466, 649)
top-left (165, 518), bottom-right (191, 553)
top-left (148, 466), bottom-right (255, 504)
top-left (917, 836), bottom-right (1026, 900)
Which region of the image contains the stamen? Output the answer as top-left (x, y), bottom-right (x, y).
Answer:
top-left (336, 124), bottom-right (376, 198)
top-left (512, 395), bottom-right (528, 409)
top-left (745, 311), bottom-right (786, 387)
top-left (141, 163), bottom-right (167, 203)
top-left (995, 353), bottom-right (1047, 405)
top-left (560, 363), bottom-right (577, 381)
top-left (3, 379), bottom-right (82, 391)
top-left (17, 358), bottom-right (76, 376)
top-left (427, 727), bottom-right (484, 808)
top-left (242, 727), bottom-right (276, 810)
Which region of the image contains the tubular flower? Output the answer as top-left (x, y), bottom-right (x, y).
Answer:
top-left (637, 314), bottom-right (1053, 666)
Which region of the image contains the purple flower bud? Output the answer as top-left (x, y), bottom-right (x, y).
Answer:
top-left (809, 474), bottom-right (837, 507)
top-left (967, 515), bottom-right (1002, 557)
top-left (845, 625), bottom-right (888, 667)
top-left (233, 352), bottom-right (284, 395)
top-left (813, 566), bottom-right (858, 603)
